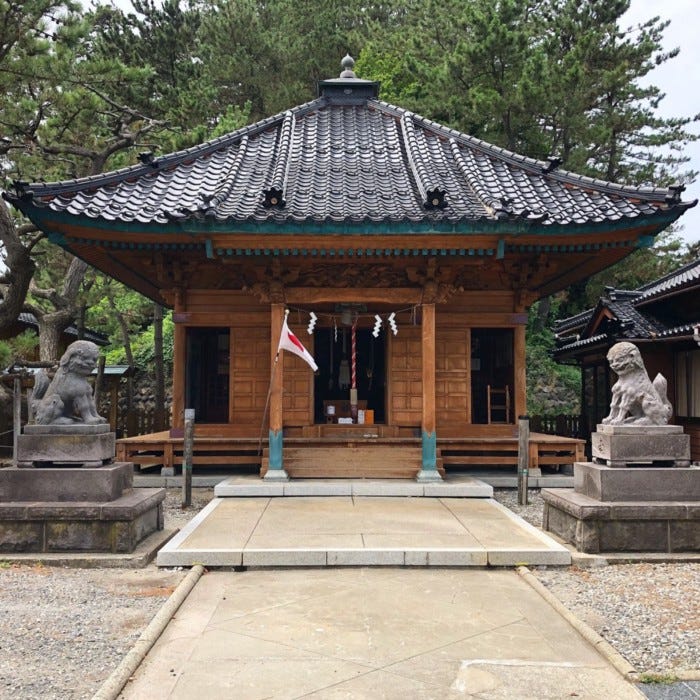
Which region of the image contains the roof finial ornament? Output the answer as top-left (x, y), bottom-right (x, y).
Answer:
top-left (340, 54), bottom-right (357, 79)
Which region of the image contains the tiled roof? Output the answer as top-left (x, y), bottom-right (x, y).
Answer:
top-left (5, 74), bottom-right (695, 233)
top-left (554, 257), bottom-right (700, 356)
top-left (636, 258), bottom-right (700, 303)
top-left (16, 312), bottom-right (109, 345)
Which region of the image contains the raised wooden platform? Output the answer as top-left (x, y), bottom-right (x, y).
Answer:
top-left (261, 439), bottom-right (442, 479)
top-left (116, 428), bottom-right (585, 477)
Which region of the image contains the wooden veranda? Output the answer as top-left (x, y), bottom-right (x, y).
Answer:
top-left (116, 428), bottom-right (585, 478)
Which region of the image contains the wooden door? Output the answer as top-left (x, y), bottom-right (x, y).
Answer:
top-left (388, 327), bottom-right (422, 426)
top-left (436, 328), bottom-right (471, 425)
top-left (185, 328), bottom-right (230, 423)
top-left (230, 327), bottom-right (270, 426)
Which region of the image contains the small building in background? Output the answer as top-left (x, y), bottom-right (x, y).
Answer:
top-left (553, 258), bottom-right (700, 462)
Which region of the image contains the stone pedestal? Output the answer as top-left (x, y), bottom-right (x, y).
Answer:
top-left (591, 424), bottom-right (690, 467)
top-left (0, 462), bottom-right (165, 554)
top-left (17, 424), bottom-right (116, 467)
top-left (542, 425), bottom-right (699, 554)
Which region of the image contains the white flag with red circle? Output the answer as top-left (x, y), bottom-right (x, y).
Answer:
top-left (277, 316), bottom-right (318, 371)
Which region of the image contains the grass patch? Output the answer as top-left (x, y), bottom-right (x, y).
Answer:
top-left (639, 672), bottom-right (679, 684)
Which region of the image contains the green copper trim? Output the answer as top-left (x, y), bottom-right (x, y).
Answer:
top-left (421, 430), bottom-right (437, 470)
top-left (214, 247), bottom-right (497, 258)
top-left (14, 206), bottom-right (685, 239)
top-left (268, 429), bottom-right (284, 470)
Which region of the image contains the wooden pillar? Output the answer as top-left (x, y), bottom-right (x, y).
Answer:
top-left (417, 302), bottom-right (441, 481)
top-left (514, 324), bottom-right (527, 422)
top-left (265, 302), bottom-right (288, 480)
top-left (171, 321), bottom-right (186, 432)
top-left (109, 383), bottom-right (118, 432)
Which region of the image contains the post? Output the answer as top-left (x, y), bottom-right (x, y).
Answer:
top-left (265, 303), bottom-right (289, 480)
top-left (182, 408), bottom-right (195, 507)
top-left (518, 415), bottom-right (530, 505)
top-left (93, 355), bottom-right (106, 421)
top-left (417, 302), bottom-right (441, 482)
top-left (12, 377), bottom-right (21, 467)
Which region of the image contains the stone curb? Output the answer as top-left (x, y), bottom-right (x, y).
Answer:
top-left (671, 671), bottom-right (700, 682)
top-left (91, 564), bottom-right (205, 700)
top-left (516, 566), bottom-right (639, 682)
top-left (520, 562), bottom-right (700, 682)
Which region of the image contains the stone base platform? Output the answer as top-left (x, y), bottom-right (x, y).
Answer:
top-left (542, 487), bottom-right (700, 554)
top-left (17, 424), bottom-right (116, 467)
top-left (574, 462), bottom-right (700, 502)
top-left (591, 424), bottom-right (690, 467)
top-left (0, 462), bottom-right (165, 554)
top-left (0, 462), bottom-right (134, 502)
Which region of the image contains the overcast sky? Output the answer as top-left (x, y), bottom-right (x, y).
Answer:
top-left (623, 0), bottom-right (700, 245)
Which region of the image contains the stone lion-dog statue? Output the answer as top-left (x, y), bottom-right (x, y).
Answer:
top-left (32, 340), bottom-right (107, 425)
top-left (601, 341), bottom-right (672, 426)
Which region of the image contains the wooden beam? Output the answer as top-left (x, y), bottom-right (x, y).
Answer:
top-left (171, 311), bottom-right (268, 326)
top-left (210, 233), bottom-right (501, 251)
top-left (437, 312), bottom-right (528, 327)
top-left (285, 287), bottom-right (423, 304)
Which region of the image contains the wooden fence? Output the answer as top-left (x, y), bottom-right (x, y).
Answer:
top-left (529, 414), bottom-right (588, 440)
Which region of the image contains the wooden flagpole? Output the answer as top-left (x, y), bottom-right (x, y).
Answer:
top-left (258, 352), bottom-right (280, 456)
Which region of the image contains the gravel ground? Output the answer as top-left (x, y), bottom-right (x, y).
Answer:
top-left (0, 489), bottom-right (213, 700)
top-left (0, 487), bottom-right (698, 700)
top-left (493, 488), bottom-right (700, 677)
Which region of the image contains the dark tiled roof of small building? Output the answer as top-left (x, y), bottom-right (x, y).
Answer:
top-left (17, 312), bottom-right (109, 345)
top-left (554, 257), bottom-right (700, 355)
top-left (635, 257), bottom-right (700, 303)
top-left (5, 69), bottom-right (695, 233)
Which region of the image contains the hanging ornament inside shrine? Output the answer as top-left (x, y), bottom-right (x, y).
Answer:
top-left (338, 328), bottom-right (350, 389)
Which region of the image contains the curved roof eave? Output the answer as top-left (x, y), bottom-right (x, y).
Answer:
top-left (8, 204), bottom-right (686, 240)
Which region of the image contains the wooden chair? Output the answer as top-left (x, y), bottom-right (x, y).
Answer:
top-left (487, 385), bottom-right (510, 424)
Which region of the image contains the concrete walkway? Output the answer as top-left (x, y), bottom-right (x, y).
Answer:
top-left (156, 494), bottom-right (570, 568)
top-left (119, 567), bottom-right (643, 699)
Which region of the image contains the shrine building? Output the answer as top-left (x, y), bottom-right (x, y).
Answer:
top-left (5, 57), bottom-right (695, 480)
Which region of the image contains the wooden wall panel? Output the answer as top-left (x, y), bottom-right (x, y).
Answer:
top-left (181, 289), bottom-right (268, 316)
top-left (436, 328), bottom-right (471, 426)
top-left (388, 328), bottom-right (422, 425)
top-left (231, 327), bottom-right (270, 426)
top-left (281, 335), bottom-right (314, 426)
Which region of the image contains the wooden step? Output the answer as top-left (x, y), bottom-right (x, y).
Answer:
top-left (262, 445), bottom-right (445, 479)
top-left (299, 424), bottom-right (400, 438)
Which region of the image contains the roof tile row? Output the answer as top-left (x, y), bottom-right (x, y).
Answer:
top-left (8, 93), bottom-right (693, 230)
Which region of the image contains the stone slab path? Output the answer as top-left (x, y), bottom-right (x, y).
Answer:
top-left (120, 568), bottom-right (643, 699)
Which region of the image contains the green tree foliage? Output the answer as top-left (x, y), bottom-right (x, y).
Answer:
top-left (0, 330), bottom-right (39, 368)
top-left (526, 300), bottom-right (581, 415)
top-left (89, 0), bottom-right (250, 154)
top-left (359, 0), bottom-right (697, 187)
top-left (103, 310), bottom-right (174, 372)
top-left (197, 0), bottom-right (402, 120)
